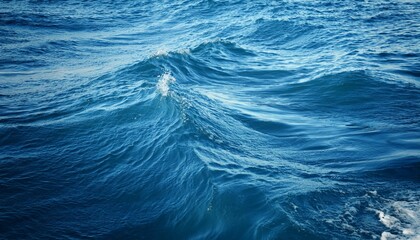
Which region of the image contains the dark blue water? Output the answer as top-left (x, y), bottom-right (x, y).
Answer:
top-left (1, 0), bottom-right (419, 239)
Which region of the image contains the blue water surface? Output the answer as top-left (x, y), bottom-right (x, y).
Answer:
top-left (1, 0), bottom-right (419, 239)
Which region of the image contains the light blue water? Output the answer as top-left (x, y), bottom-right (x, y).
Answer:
top-left (0, 0), bottom-right (419, 239)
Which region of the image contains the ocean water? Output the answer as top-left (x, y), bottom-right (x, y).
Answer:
top-left (0, 0), bottom-right (419, 239)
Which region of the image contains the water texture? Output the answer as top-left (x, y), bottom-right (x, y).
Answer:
top-left (0, 0), bottom-right (419, 239)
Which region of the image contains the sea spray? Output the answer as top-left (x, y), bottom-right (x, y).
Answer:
top-left (157, 72), bottom-right (176, 97)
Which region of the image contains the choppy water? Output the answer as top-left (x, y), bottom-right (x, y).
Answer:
top-left (1, 0), bottom-right (419, 239)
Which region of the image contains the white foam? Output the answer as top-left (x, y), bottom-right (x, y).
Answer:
top-left (154, 48), bottom-right (168, 56)
top-left (376, 199), bottom-right (420, 240)
top-left (157, 72), bottom-right (176, 96)
top-left (378, 211), bottom-right (400, 228)
top-left (381, 231), bottom-right (398, 240)
top-left (152, 48), bottom-right (190, 57)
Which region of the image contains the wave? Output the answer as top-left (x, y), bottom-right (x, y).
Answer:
top-left (249, 18), bottom-right (325, 50)
top-left (1, 1), bottom-right (419, 237)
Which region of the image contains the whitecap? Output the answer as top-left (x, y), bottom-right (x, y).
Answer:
top-left (152, 48), bottom-right (190, 57)
top-left (153, 48), bottom-right (169, 57)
